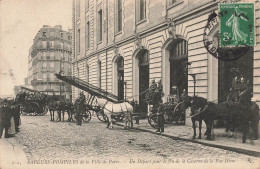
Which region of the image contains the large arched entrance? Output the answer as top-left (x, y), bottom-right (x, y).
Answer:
top-left (133, 49), bottom-right (149, 117)
top-left (162, 38), bottom-right (188, 101)
top-left (218, 48), bottom-right (253, 103)
top-left (117, 57), bottom-right (124, 101)
top-left (169, 39), bottom-right (188, 96)
top-left (112, 55), bottom-right (124, 100)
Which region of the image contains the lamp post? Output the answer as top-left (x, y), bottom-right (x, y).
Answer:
top-left (186, 62), bottom-right (196, 97)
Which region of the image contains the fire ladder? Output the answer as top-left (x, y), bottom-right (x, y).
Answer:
top-left (55, 74), bottom-right (119, 103)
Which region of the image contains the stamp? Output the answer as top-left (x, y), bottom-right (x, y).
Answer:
top-left (219, 3), bottom-right (255, 47)
top-left (203, 10), bottom-right (251, 61)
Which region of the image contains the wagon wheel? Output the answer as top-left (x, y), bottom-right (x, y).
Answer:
top-left (31, 102), bottom-right (41, 116)
top-left (173, 102), bottom-right (185, 125)
top-left (163, 108), bottom-right (174, 124)
top-left (41, 106), bottom-right (49, 115)
top-left (96, 110), bottom-right (108, 122)
top-left (148, 114), bottom-right (158, 129)
top-left (82, 110), bottom-right (92, 122)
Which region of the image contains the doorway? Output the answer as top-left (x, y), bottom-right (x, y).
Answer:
top-left (169, 39), bottom-right (188, 96)
top-left (138, 50), bottom-right (149, 116)
top-left (117, 57), bottom-right (124, 101)
top-left (218, 47), bottom-right (253, 103)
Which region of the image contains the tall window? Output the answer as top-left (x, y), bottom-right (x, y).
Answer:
top-left (86, 21), bottom-right (90, 49)
top-left (85, 0), bottom-right (89, 10)
top-left (98, 10), bottom-right (102, 42)
top-left (76, 0), bottom-right (80, 19)
top-left (116, 0), bottom-right (122, 32)
top-left (136, 0), bottom-right (146, 22)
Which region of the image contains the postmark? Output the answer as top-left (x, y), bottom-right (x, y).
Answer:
top-left (203, 9), bottom-right (251, 61)
top-left (219, 3), bottom-right (255, 47)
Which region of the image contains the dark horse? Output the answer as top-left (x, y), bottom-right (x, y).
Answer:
top-left (182, 95), bottom-right (208, 139)
top-left (46, 96), bottom-right (74, 122)
top-left (183, 95), bottom-right (259, 143)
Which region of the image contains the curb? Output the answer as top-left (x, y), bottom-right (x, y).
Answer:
top-left (115, 122), bottom-right (260, 157)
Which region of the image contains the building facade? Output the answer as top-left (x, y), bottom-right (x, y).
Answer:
top-left (28, 25), bottom-right (72, 97)
top-left (71, 0), bottom-right (260, 119)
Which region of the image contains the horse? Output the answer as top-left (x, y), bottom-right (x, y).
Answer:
top-left (182, 95), bottom-right (209, 139)
top-left (96, 98), bottom-right (133, 129)
top-left (184, 94), bottom-right (259, 143)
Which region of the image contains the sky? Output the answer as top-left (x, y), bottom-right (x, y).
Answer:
top-left (0, 0), bottom-right (72, 97)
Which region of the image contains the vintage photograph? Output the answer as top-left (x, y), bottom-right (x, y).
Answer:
top-left (0, 0), bottom-right (259, 169)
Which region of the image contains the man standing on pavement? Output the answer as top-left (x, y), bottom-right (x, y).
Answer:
top-left (0, 99), bottom-right (12, 138)
top-left (156, 102), bottom-right (164, 133)
top-left (76, 92), bottom-right (86, 126)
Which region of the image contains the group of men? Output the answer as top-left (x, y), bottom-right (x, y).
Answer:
top-left (146, 79), bottom-right (164, 105)
top-left (0, 99), bottom-right (21, 138)
top-left (16, 91), bottom-right (47, 103)
top-left (227, 68), bottom-right (251, 107)
top-left (146, 79), bottom-right (165, 133)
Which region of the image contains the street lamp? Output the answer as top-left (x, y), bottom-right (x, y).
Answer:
top-left (186, 62), bottom-right (196, 97)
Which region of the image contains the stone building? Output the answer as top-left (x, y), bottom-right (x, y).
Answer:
top-left (28, 25), bottom-right (72, 98)
top-left (71, 0), bottom-right (260, 119)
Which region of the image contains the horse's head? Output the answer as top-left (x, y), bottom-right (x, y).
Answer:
top-left (181, 96), bottom-right (193, 109)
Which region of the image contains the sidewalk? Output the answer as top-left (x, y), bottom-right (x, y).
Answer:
top-left (116, 119), bottom-right (260, 157)
top-left (0, 136), bottom-right (28, 169)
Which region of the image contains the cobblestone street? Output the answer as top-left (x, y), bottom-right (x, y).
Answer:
top-left (9, 113), bottom-right (258, 169)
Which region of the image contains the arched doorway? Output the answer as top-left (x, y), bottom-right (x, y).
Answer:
top-left (169, 39), bottom-right (188, 96)
top-left (218, 48), bottom-right (253, 103)
top-left (133, 49), bottom-right (149, 117)
top-left (139, 50), bottom-right (149, 115)
top-left (162, 38), bottom-right (188, 101)
top-left (117, 57), bottom-right (124, 101)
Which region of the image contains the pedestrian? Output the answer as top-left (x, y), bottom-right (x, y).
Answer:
top-left (156, 103), bottom-right (164, 133)
top-left (0, 99), bottom-right (12, 138)
top-left (12, 100), bottom-right (21, 133)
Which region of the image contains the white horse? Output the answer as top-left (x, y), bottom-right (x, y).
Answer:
top-left (96, 98), bottom-right (133, 129)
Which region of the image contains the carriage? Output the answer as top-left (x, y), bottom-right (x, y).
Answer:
top-left (16, 87), bottom-right (48, 116)
top-left (55, 74), bottom-right (139, 124)
top-left (147, 86), bottom-right (186, 128)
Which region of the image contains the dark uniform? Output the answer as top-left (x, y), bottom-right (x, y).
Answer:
top-left (156, 104), bottom-right (164, 133)
top-left (157, 80), bottom-right (163, 104)
top-left (12, 100), bottom-right (21, 132)
top-left (76, 92), bottom-right (86, 125)
top-left (0, 100), bottom-right (12, 138)
top-left (148, 80), bottom-right (157, 104)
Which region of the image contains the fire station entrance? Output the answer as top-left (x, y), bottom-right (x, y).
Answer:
top-left (218, 47), bottom-right (254, 103)
top-left (117, 57), bottom-right (124, 101)
top-left (138, 50), bottom-right (149, 116)
top-left (169, 39), bottom-right (188, 96)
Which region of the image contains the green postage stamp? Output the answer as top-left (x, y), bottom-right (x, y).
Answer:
top-left (219, 3), bottom-right (255, 47)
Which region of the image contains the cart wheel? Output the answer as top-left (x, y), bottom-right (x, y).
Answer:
top-left (42, 106), bottom-right (48, 115)
top-left (96, 110), bottom-right (108, 122)
top-left (148, 114), bottom-right (158, 129)
top-left (163, 109), bottom-right (174, 124)
top-left (82, 110), bottom-right (92, 122)
top-left (173, 102), bottom-right (185, 125)
top-left (30, 102), bottom-right (40, 116)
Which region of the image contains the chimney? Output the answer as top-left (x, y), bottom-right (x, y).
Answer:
top-left (54, 25), bottom-right (62, 30)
